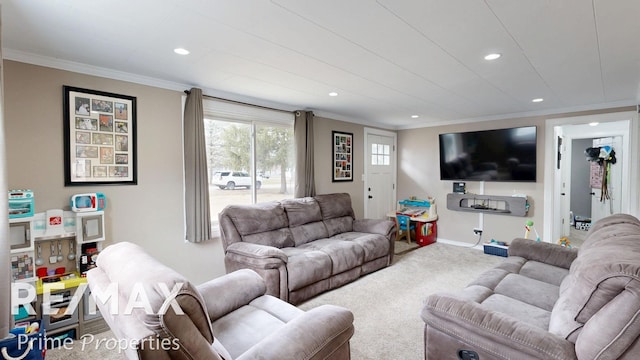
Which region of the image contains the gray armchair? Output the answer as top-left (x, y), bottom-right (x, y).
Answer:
top-left (87, 242), bottom-right (354, 360)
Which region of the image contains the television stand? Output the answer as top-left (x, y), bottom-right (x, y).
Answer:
top-left (446, 193), bottom-right (529, 217)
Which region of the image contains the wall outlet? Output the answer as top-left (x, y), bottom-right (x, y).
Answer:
top-left (473, 228), bottom-right (483, 235)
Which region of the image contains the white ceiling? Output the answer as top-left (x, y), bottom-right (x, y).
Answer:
top-left (2, 0), bottom-right (639, 129)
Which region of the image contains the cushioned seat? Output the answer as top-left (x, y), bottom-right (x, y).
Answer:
top-left (87, 242), bottom-right (355, 360)
top-left (421, 213), bottom-right (640, 360)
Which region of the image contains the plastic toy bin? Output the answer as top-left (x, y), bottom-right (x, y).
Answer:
top-left (415, 221), bottom-right (437, 247)
top-left (0, 320), bottom-right (46, 360)
top-left (483, 243), bottom-right (509, 257)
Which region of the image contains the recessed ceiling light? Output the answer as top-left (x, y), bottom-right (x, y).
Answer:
top-left (484, 53), bottom-right (501, 61)
top-left (174, 48), bottom-right (190, 55)
top-left (411, 115), bottom-right (419, 119)
top-left (328, 92), bottom-right (338, 97)
top-left (589, 122), bottom-right (599, 127)
top-left (531, 98), bottom-right (544, 103)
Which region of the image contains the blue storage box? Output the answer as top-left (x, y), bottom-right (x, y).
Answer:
top-left (483, 243), bottom-right (509, 257)
top-left (1, 320), bottom-right (45, 360)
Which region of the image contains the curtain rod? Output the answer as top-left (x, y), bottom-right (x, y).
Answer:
top-left (184, 90), bottom-right (295, 115)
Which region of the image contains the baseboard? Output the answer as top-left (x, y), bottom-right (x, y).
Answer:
top-left (436, 238), bottom-right (484, 251)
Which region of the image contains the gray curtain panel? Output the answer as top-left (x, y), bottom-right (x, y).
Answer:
top-left (294, 110), bottom-right (315, 198)
top-left (183, 88), bottom-right (211, 242)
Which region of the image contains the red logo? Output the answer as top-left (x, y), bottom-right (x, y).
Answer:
top-left (49, 216), bottom-right (62, 225)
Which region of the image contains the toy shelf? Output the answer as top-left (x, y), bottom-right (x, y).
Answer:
top-left (446, 193), bottom-right (529, 217)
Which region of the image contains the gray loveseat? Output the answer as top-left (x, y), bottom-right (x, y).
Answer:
top-left (421, 213), bottom-right (640, 359)
top-left (219, 193), bottom-right (396, 304)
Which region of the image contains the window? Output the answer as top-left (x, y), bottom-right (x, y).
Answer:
top-left (203, 99), bottom-right (295, 233)
top-left (371, 143), bottom-right (390, 165)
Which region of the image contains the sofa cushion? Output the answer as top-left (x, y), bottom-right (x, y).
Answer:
top-left (315, 193), bottom-right (356, 237)
top-left (224, 202), bottom-right (294, 248)
top-left (481, 294), bottom-right (552, 329)
top-left (281, 198), bottom-right (329, 246)
top-left (519, 261), bottom-right (569, 287)
top-left (297, 239), bottom-right (365, 275)
top-left (281, 247), bottom-right (332, 290)
top-left (330, 232), bottom-right (390, 262)
top-left (494, 274), bottom-right (559, 311)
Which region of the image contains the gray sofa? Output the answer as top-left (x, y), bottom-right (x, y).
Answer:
top-left (219, 193), bottom-right (396, 304)
top-left (87, 242), bottom-right (355, 360)
top-left (421, 213), bottom-right (640, 359)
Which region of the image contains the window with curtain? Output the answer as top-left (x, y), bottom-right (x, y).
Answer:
top-left (203, 99), bottom-right (295, 234)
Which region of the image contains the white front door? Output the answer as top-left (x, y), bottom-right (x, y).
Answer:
top-left (364, 128), bottom-right (396, 219)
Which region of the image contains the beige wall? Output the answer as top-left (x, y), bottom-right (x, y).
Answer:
top-left (313, 116), bottom-right (368, 218)
top-left (397, 108), bottom-right (637, 246)
top-left (398, 118), bottom-right (544, 246)
top-left (3, 61), bottom-right (375, 284)
top-left (4, 60), bottom-right (225, 284)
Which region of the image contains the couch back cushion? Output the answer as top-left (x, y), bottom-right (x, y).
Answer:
top-left (315, 193), bottom-right (355, 237)
top-left (219, 202), bottom-right (294, 248)
top-left (282, 197), bottom-right (329, 246)
top-left (549, 214), bottom-right (640, 358)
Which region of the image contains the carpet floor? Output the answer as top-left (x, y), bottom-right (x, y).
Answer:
top-left (45, 242), bottom-right (503, 359)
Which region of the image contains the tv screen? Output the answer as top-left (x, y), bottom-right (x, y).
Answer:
top-left (439, 126), bottom-right (537, 182)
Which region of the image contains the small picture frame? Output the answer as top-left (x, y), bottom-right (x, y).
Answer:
top-left (63, 86), bottom-right (137, 185)
top-left (332, 131), bottom-right (353, 182)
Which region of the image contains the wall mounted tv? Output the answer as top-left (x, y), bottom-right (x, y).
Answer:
top-left (439, 126), bottom-right (537, 182)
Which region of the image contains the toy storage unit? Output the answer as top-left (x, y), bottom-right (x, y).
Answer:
top-left (415, 221), bottom-right (437, 247)
top-left (398, 198), bottom-right (437, 247)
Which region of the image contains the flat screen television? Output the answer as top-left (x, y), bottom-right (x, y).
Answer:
top-left (439, 126), bottom-right (537, 182)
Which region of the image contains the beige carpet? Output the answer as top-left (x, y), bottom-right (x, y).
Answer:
top-left (45, 242), bottom-right (503, 360)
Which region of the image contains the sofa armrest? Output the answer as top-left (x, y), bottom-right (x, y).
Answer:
top-left (225, 242), bottom-right (288, 269)
top-left (508, 238), bottom-right (578, 269)
top-left (197, 269), bottom-right (267, 321)
top-left (353, 218), bottom-right (396, 237)
top-left (422, 294), bottom-right (576, 360)
top-left (236, 305), bottom-right (354, 360)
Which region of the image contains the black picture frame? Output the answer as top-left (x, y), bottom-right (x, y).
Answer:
top-left (63, 86), bottom-right (137, 186)
top-left (332, 130), bottom-right (353, 182)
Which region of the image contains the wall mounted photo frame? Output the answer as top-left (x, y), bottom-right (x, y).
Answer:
top-left (332, 130), bottom-right (353, 182)
top-left (63, 86), bottom-right (137, 186)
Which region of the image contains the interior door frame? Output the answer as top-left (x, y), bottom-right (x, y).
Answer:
top-left (558, 126), bottom-right (625, 237)
top-left (544, 111), bottom-right (638, 243)
top-left (363, 127), bottom-right (397, 218)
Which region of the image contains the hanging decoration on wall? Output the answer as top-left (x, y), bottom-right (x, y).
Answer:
top-left (585, 146), bottom-right (616, 202)
top-left (63, 86), bottom-right (137, 186)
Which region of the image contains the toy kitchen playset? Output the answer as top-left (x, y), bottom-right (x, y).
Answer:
top-left (9, 190), bottom-right (109, 342)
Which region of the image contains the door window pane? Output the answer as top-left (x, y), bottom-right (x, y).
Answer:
top-left (371, 143), bottom-right (390, 166)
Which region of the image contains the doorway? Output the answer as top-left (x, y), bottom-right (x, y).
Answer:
top-left (562, 132), bottom-right (623, 242)
top-left (363, 127), bottom-right (397, 219)
top-left (544, 113), bottom-right (637, 243)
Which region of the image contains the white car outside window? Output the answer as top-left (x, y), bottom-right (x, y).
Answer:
top-left (212, 171), bottom-right (262, 190)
